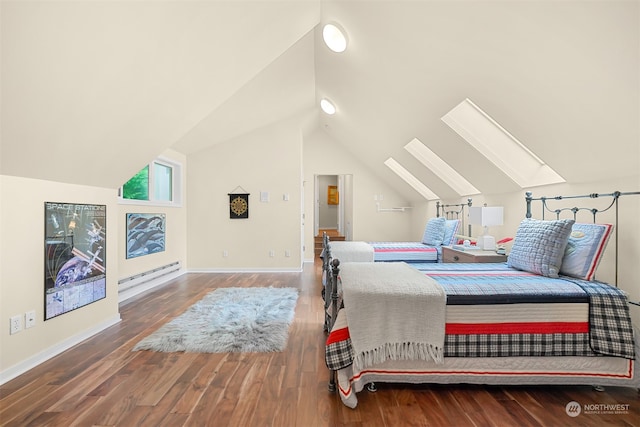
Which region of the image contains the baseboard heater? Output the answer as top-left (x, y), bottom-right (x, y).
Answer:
top-left (118, 261), bottom-right (181, 293)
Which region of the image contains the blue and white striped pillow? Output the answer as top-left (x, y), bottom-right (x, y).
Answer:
top-left (443, 219), bottom-right (461, 246)
top-left (421, 217), bottom-right (447, 246)
top-left (560, 223), bottom-right (613, 281)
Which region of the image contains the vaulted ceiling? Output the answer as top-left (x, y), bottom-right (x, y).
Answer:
top-left (2, 1), bottom-right (638, 201)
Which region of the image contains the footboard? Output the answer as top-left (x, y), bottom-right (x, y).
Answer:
top-left (326, 258), bottom-right (340, 392)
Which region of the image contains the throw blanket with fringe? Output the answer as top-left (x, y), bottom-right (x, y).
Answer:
top-left (340, 262), bottom-right (446, 370)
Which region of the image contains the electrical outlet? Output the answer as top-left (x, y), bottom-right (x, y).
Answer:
top-left (10, 315), bottom-right (22, 335)
top-left (285, 250), bottom-right (291, 257)
top-left (25, 310), bottom-right (36, 329)
top-left (269, 250), bottom-right (275, 257)
top-left (222, 250), bottom-right (228, 257)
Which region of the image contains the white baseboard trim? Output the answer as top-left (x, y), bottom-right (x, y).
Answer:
top-left (189, 267), bottom-right (303, 273)
top-left (118, 269), bottom-right (185, 303)
top-left (0, 314), bottom-right (122, 386)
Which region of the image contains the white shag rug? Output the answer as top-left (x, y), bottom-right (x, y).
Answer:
top-left (132, 287), bottom-right (299, 353)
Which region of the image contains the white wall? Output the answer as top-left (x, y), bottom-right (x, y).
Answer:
top-left (303, 129), bottom-right (417, 261)
top-left (117, 149), bottom-right (188, 296)
top-left (0, 175), bottom-right (120, 382)
top-left (186, 117), bottom-right (303, 271)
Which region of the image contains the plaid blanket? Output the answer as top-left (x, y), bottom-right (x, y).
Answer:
top-left (326, 306), bottom-right (353, 370)
top-left (576, 280), bottom-right (636, 359)
top-left (326, 267), bottom-right (635, 369)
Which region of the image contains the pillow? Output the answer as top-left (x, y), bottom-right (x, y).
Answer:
top-left (560, 223), bottom-right (613, 281)
top-left (443, 219), bottom-right (461, 246)
top-left (421, 217), bottom-right (447, 246)
top-left (507, 218), bottom-right (575, 278)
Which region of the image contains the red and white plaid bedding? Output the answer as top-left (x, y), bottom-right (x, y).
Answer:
top-left (326, 263), bottom-right (635, 371)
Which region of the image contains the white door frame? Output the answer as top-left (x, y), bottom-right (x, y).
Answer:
top-left (314, 174), bottom-right (345, 236)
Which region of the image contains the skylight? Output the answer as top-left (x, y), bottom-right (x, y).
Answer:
top-left (404, 138), bottom-right (480, 196)
top-left (322, 23), bottom-right (348, 53)
top-left (320, 98), bottom-right (336, 115)
top-left (384, 158), bottom-right (440, 200)
top-left (441, 98), bottom-right (565, 188)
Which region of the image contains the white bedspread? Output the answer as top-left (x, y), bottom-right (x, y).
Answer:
top-left (329, 241), bottom-right (374, 262)
top-left (340, 262), bottom-right (445, 370)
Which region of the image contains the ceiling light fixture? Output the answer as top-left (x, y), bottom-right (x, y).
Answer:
top-left (322, 23), bottom-right (348, 53)
top-left (320, 98), bottom-right (336, 115)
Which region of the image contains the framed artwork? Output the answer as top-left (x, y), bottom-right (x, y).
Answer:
top-left (229, 193), bottom-right (249, 219)
top-left (44, 202), bottom-right (106, 320)
top-left (327, 185), bottom-right (339, 205)
top-left (126, 213), bottom-right (166, 259)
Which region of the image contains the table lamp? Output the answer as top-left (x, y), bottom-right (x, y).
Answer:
top-left (469, 206), bottom-right (503, 251)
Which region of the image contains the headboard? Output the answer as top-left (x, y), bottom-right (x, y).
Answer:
top-left (525, 190), bottom-right (640, 302)
top-left (436, 198), bottom-right (473, 237)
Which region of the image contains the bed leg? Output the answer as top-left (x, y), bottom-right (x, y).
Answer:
top-left (592, 385), bottom-right (605, 392)
top-left (328, 370), bottom-right (336, 393)
top-left (366, 382), bottom-right (377, 393)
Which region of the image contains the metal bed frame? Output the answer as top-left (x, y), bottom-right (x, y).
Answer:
top-left (436, 198), bottom-right (473, 238)
top-left (325, 189), bottom-right (640, 392)
top-left (525, 190), bottom-right (640, 293)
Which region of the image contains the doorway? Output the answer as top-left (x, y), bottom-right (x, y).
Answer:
top-left (314, 174), bottom-right (353, 240)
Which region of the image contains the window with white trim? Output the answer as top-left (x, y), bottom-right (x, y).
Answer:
top-left (119, 158), bottom-right (182, 206)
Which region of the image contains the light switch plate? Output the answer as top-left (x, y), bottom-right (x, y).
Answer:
top-left (25, 310), bottom-right (36, 329)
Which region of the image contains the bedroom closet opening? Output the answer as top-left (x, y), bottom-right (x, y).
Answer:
top-left (314, 174), bottom-right (353, 257)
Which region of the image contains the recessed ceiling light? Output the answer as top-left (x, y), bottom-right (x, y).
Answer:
top-left (320, 98), bottom-right (336, 115)
top-left (322, 23), bottom-right (348, 53)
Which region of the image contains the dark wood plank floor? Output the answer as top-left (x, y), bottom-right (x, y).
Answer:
top-left (1, 260), bottom-right (638, 426)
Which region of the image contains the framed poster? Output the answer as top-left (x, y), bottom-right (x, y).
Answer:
top-left (126, 213), bottom-right (166, 259)
top-left (44, 202), bottom-right (106, 320)
top-left (327, 185), bottom-right (339, 205)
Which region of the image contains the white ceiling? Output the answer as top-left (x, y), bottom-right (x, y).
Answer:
top-left (2, 1), bottom-right (638, 200)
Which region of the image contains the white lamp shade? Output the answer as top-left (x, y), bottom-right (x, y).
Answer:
top-left (469, 206), bottom-right (503, 227)
top-left (469, 206), bottom-right (503, 250)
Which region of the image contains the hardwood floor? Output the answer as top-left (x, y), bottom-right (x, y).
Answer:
top-left (1, 260), bottom-right (638, 426)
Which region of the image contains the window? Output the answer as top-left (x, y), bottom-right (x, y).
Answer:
top-left (404, 138), bottom-right (480, 197)
top-left (119, 158), bottom-right (182, 206)
top-left (154, 163), bottom-right (173, 202)
top-left (122, 165), bottom-right (149, 201)
top-left (441, 98), bottom-right (565, 188)
top-left (384, 157), bottom-right (440, 200)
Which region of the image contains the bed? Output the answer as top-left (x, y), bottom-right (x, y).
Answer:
top-left (322, 199), bottom-right (472, 265)
top-left (371, 199), bottom-right (472, 263)
top-left (324, 190), bottom-right (640, 408)
top-left (320, 200), bottom-right (471, 331)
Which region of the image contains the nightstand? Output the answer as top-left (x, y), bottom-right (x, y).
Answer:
top-left (442, 246), bottom-right (507, 263)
